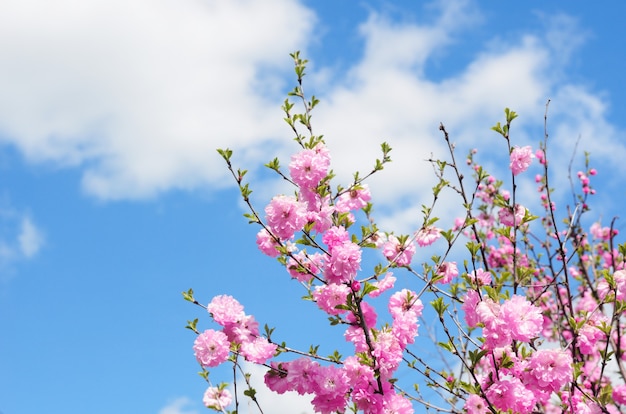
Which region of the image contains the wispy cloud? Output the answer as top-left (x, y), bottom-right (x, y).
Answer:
top-left (18, 216), bottom-right (44, 258)
top-left (307, 3), bottom-right (624, 231)
top-left (158, 397), bottom-right (199, 414)
top-left (0, 0), bottom-right (315, 199)
top-left (0, 210), bottom-right (44, 281)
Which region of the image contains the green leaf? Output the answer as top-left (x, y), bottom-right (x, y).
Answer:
top-left (505, 107), bottom-right (518, 123)
top-left (182, 288), bottom-right (195, 302)
top-left (431, 297), bottom-right (448, 317)
top-left (362, 281), bottom-right (379, 296)
top-left (185, 318), bottom-right (199, 333)
top-left (217, 148), bottom-right (233, 162)
top-left (243, 388), bottom-right (257, 399)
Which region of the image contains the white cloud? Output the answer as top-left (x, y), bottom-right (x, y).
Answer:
top-left (0, 0), bottom-right (315, 199)
top-left (304, 4), bottom-right (625, 231)
top-left (18, 216), bottom-right (44, 258)
top-left (158, 397), bottom-right (199, 414)
top-left (0, 210), bottom-right (44, 281)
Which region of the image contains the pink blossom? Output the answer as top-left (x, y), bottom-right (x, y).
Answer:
top-left (435, 261), bottom-right (458, 284)
top-left (313, 283), bottom-right (350, 315)
top-left (207, 295), bottom-right (246, 327)
top-left (392, 309), bottom-right (419, 348)
top-left (264, 362), bottom-right (290, 394)
top-left (598, 270), bottom-right (626, 301)
top-left (522, 349), bottom-right (572, 403)
top-left (343, 356), bottom-right (375, 389)
top-left (590, 222), bottom-right (613, 240)
top-left (372, 328), bottom-right (403, 377)
top-left (289, 144), bottom-right (330, 190)
top-left (462, 290), bottom-right (481, 328)
top-left (476, 298), bottom-right (512, 349)
top-left (464, 394), bottom-right (489, 414)
top-left (500, 295), bottom-right (543, 342)
top-left (381, 392), bottom-right (414, 414)
top-left (203, 386), bottom-right (232, 410)
top-left (498, 204), bottom-right (526, 226)
top-left (311, 365), bottom-right (350, 414)
top-left (415, 226), bottom-right (441, 247)
top-left (193, 329), bottom-right (230, 368)
top-left (388, 289), bottom-right (423, 319)
top-left (486, 376), bottom-right (536, 414)
top-left (369, 272), bottom-right (396, 298)
top-left (265, 195), bottom-right (307, 240)
top-left (322, 226), bottom-right (350, 253)
top-left (535, 148), bottom-right (545, 163)
top-left (287, 251), bottom-right (324, 282)
top-left (613, 384), bottom-right (626, 405)
top-left (382, 235), bottom-right (416, 266)
top-left (240, 336), bottom-right (277, 364)
top-left (256, 228), bottom-right (281, 257)
top-left (577, 317), bottom-right (607, 355)
top-left (324, 241), bottom-right (361, 284)
top-left (304, 195), bottom-right (334, 233)
top-left (345, 302), bottom-right (377, 351)
top-left (225, 314), bottom-right (259, 343)
top-left (335, 184), bottom-right (371, 212)
top-left (468, 268), bottom-right (492, 286)
top-left (510, 145), bottom-right (534, 176)
top-left (286, 357), bottom-right (321, 395)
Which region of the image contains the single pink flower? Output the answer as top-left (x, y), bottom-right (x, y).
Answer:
top-left (486, 376), bottom-right (536, 414)
top-left (240, 336), bottom-right (277, 364)
top-left (435, 261), bottom-right (458, 284)
top-left (392, 310), bottom-right (419, 348)
top-left (462, 290), bottom-right (481, 328)
top-left (322, 226), bottom-right (350, 253)
top-left (498, 204), bottom-right (526, 226)
top-left (207, 295), bottom-right (246, 327)
top-left (286, 251), bottom-right (324, 282)
top-left (289, 143), bottom-right (330, 190)
top-left (415, 226), bottom-right (441, 247)
top-left (388, 289), bottom-right (423, 319)
top-left (522, 348), bottom-right (572, 402)
top-left (613, 384), bottom-right (626, 405)
top-left (382, 235), bottom-right (416, 266)
top-left (500, 295), bottom-right (543, 342)
top-left (203, 386), bottom-right (232, 410)
top-left (313, 283), bottom-right (350, 315)
top-left (510, 145), bottom-right (534, 176)
top-left (335, 184), bottom-right (371, 212)
top-left (193, 329), bottom-right (230, 368)
top-left (256, 228), bottom-right (280, 257)
top-left (286, 357), bottom-right (321, 395)
top-left (468, 268), bottom-right (492, 286)
top-left (464, 394), bottom-right (489, 414)
top-left (369, 272), bottom-right (396, 298)
top-left (265, 195), bottom-right (307, 240)
top-left (324, 241), bottom-right (361, 284)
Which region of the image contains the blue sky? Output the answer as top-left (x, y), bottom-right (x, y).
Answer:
top-left (1, 1), bottom-right (626, 413)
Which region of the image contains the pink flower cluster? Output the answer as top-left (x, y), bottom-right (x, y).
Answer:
top-left (465, 348), bottom-right (573, 414)
top-left (193, 296), bottom-right (281, 409)
top-left (265, 355), bottom-right (413, 414)
top-left (464, 294), bottom-right (543, 349)
top-left (197, 90), bottom-right (626, 414)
